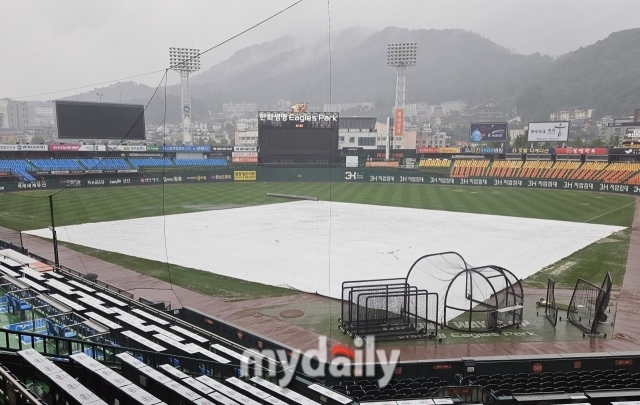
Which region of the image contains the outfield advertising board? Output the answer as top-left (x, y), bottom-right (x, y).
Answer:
top-left (4, 168), bottom-right (640, 196)
top-left (0, 144), bottom-right (49, 151)
top-left (609, 148), bottom-right (640, 155)
top-left (556, 147), bottom-right (607, 155)
top-left (234, 171), bottom-right (256, 181)
top-left (528, 122), bottom-right (570, 142)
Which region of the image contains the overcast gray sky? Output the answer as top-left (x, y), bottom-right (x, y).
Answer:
top-left (4, 0), bottom-right (639, 100)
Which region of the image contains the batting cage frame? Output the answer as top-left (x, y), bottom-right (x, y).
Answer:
top-left (543, 278), bottom-right (558, 327)
top-left (441, 265), bottom-right (524, 333)
top-left (567, 272), bottom-right (613, 337)
top-left (339, 279), bottom-right (439, 341)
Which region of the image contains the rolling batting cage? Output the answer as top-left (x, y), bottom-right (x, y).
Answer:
top-left (567, 272), bottom-right (613, 336)
top-left (404, 252), bottom-right (523, 333)
top-left (258, 111), bottom-right (340, 165)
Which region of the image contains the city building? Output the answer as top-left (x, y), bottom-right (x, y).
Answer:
top-left (235, 129), bottom-right (258, 146)
top-left (222, 102), bottom-right (257, 118)
top-left (339, 117), bottom-right (379, 149)
top-left (550, 108), bottom-right (595, 126)
top-left (416, 132), bottom-right (447, 148)
top-left (463, 101), bottom-right (506, 122)
top-left (440, 100), bottom-right (467, 115)
top-left (509, 129), bottom-right (525, 143)
top-left (34, 107), bottom-right (54, 117)
top-left (237, 118), bottom-right (258, 131)
top-left (601, 122), bottom-right (640, 143)
top-left (323, 104), bottom-right (341, 113)
top-left (0, 99), bottom-right (29, 131)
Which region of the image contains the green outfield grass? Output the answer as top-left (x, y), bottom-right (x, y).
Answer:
top-left (0, 182), bottom-right (634, 298)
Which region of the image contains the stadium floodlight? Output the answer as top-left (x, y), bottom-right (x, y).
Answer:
top-left (387, 43), bottom-right (417, 110)
top-left (170, 47), bottom-right (201, 145)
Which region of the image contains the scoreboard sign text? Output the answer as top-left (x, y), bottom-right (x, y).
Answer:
top-left (258, 111), bottom-right (339, 129)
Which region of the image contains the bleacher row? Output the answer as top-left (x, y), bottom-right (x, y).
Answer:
top-left (0, 250), bottom-right (350, 405)
top-left (420, 159), bottom-right (640, 184)
top-left (2, 247), bottom-right (640, 405)
top-left (461, 369), bottom-right (640, 398)
top-left (0, 158), bottom-right (228, 180)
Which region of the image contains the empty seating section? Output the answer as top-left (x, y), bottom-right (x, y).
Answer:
top-left (128, 158), bottom-right (174, 168)
top-left (79, 158), bottom-right (130, 170)
top-left (418, 159), bottom-right (451, 168)
top-left (174, 158), bottom-right (227, 166)
top-left (596, 162), bottom-right (640, 184)
top-left (462, 369), bottom-right (640, 398)
top-left (569, 161), bottom-right (608, 180)
top-left (30, 158), bottom-right (82, 171)
top-left (627, 172), bottom-right (640, 185)
top-left (331, 377), bottom-right (446, 401)
top-left (486, 160), bottom-right (522, 177)
top-left (0, 159), bottom-right (35, 181)
top-left (468, 160), bottom-right (640, 183)
top-left (450, 160), bottom-right (489, 177)
top-left (544, 161), bottom-right (581, 179)
top-left (518, 161), bottom-right (553, 178)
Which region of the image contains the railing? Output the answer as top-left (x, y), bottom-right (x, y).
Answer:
top-left (0, 327), bottom-right (257, 380)
top-left (0, 238), bottom-right (281, 372)
top-left (0, 362), bottom-right (46, 404)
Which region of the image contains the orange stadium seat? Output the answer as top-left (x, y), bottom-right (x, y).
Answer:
top-left (598, 162), bottom-right (640, 184)
top-left (450, 159), bottom-right (490, 178)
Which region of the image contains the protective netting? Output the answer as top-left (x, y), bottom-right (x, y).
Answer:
top-left (567, 272), bottom-right (612, 336)
top-left (0, 0), bottom-right (335, 318)
top-left (544, 278), bottom-right (558, 327)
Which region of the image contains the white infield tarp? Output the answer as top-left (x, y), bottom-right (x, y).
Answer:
top-left (26, 201), bottom-right (623, 300)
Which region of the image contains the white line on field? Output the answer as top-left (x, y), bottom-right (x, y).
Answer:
top-left (584, 201), bottom-right (636, 223)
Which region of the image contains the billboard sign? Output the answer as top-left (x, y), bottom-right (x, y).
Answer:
top-left (610, 148), bottom-right (640, 155)
top-left (346, 156), bottom-right (358, 167)
top-left (470, 123), bottom-right (508, 142)
top-left (160, 145), bottom-right (211, 152)
top-left (528, 122), bottom-right (570, 142)
top-left (234, 171), bottom-right (256, 181)
top-left (556, 147), bottom-right (607, 155)
top-left (0, 144), bottom-right (49, 151)
top-left (231, 156), bottom-right (258, 163)
top-left (394, 109), bottom-right (404, 136)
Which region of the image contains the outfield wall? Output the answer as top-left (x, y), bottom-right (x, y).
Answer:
top-left (1, 167), bottom-right (640, 196)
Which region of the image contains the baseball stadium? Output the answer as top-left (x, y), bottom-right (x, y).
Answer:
top-left (2, 4), bottom-right (640, 405)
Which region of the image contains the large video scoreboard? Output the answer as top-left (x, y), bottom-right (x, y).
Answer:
top-left (258, 111), bottom-right (339, 164)
top-left (55, 100), bottom-right (145, 140)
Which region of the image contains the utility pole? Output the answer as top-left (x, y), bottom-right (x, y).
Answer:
top-left (48, 196), bottom-right (59, 267)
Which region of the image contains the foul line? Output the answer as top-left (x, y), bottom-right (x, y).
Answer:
top-left (584, 201), bottom-right (636, 223)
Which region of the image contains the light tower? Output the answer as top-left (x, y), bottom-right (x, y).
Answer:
top-left (387, 43), bottom-right (417, 148)
top-left (170, 47), bottom-right (200, 145)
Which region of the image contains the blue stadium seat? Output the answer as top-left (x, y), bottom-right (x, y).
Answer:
top-left (0, 160), bottom-right (36, 181)
top-left (128, 158), bottom-right (173, 168)
top-left (173, 158), bottom-right (227, 167)
top-left (79, 158), bottom-right (130, 170)
top-left (30, 159), bottom-right (82, 171)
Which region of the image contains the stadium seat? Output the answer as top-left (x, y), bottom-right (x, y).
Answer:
top-left (128, 158), bottom-right (174, 168)
top-left (0, 159), bottom-right (37, 181)
top-left (173, 158), bottom-right (227, 167)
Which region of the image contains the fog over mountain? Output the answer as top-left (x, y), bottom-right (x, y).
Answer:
top-left (58, 27), bottom-right (640, 123)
